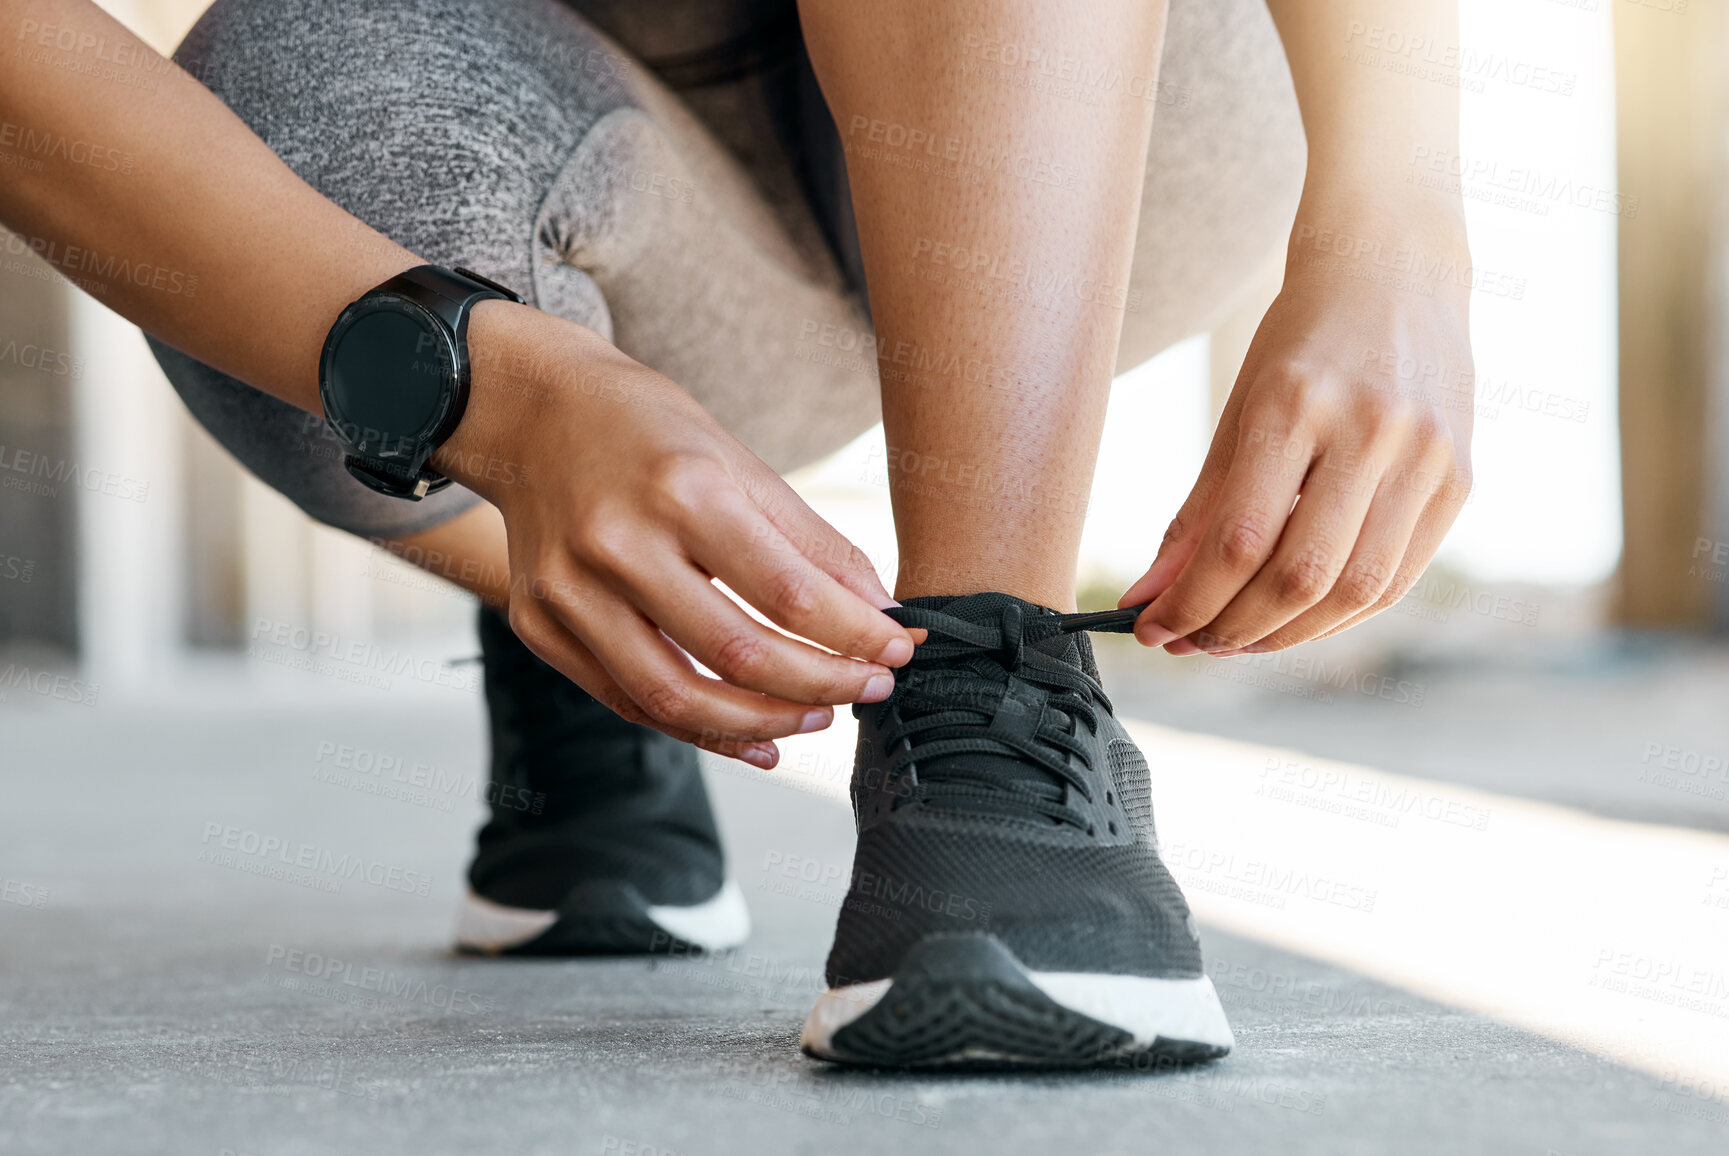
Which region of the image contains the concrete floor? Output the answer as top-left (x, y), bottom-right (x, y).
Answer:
top-left (4, 644), bottom-right (1727, 1155)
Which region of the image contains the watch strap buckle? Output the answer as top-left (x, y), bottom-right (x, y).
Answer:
top-left (343, 454), bottom-right (451, 501)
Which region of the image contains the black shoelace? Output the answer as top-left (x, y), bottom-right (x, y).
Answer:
top-left (861, 602), bottom-right (1149, 831)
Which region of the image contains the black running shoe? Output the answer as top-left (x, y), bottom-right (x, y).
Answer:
top-left (800, 593), bottom-right (1232, 1068)
top-left (455, 606), bottom-right (749, 955)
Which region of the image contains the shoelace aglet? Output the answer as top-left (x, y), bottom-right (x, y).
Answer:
top-left (1053, 604), bottom-right (1149, 635)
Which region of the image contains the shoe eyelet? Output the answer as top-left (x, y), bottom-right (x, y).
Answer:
top-left (1106, 791), bottom-right (1113, 805)
top-left (1108, 821), bottom-right (1118, 835)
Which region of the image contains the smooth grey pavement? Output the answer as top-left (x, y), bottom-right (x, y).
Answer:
top-left (3, 651), bottom-right (1726, 1155)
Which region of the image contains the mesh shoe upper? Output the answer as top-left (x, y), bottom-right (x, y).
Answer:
top-left (468, 605), bottom-right (725, 910)
top-left (825, 593), bottom-right (1203, 986)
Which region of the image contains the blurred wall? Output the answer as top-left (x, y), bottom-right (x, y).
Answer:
top-left (1613, 0), bottom-right (1729, 630)
top-left (0, 256), bottom-right (78, 649)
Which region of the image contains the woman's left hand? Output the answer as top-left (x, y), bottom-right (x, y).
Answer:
top-left (1120, 212), bottom-right (1475, 655)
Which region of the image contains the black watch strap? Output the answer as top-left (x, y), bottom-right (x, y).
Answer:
top-left (335, 265), bottom-right (524, 501)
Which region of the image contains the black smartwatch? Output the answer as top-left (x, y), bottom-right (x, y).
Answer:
top-left (318, 264), bottom-right (523, 500)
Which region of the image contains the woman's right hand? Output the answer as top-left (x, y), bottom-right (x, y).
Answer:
top-left (0, 2), bottom-right (904, 767)
top-left (434, 301), bottom-right (914, 769)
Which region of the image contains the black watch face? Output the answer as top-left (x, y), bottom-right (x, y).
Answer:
top-left (322, 297), bottom-right (456, 458)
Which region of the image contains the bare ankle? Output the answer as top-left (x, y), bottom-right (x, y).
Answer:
top-left (893, 560), bottom-right (1077, 612)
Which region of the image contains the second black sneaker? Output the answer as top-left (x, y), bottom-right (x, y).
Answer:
top-left (800, 593), bottom-right (1233, 1068)
top-left (454, 606), bottom-right (749, 955)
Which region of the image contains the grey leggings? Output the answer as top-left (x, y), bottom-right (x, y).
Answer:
top-left (150, 0), bottom-right (1304, 540)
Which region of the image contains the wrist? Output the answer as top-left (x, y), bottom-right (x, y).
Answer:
top-left (432, 301), bottom-right (642, 502)
top-left (431, 299), bottom-right (543, 503)
top-left (1295, 162), bottom-right (1468, 244)
top-left (1285, 180), bottom-right (1472, 302)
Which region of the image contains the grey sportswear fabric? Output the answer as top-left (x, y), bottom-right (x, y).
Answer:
top-left (149, 0), bottom-right (1303, 540)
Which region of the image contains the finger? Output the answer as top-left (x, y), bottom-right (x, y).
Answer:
top-left (1236, 472), bottom-right (1425, 650)
top-left (1133, 415), bottom-right (1315, 649)
top-left (743, 470), bottom-right (900, 609)
top-left (1309, 469), bottom-right (1471, 641)
top-left (1187, 449), bottom-right (1381, 652)
top-left (617, 560), bottom-right (896, 706)
top-left (523, 584), bottom-right (833, 745)
top-left (503, 597), bottom-right (784, 767)
top-left (593, 607), bottom-right (835, 744)
top-left (686, 490), bottom-right (914, 668)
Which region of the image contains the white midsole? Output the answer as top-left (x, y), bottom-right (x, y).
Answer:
top-left (800, 969), bottom-right (1235, 1057)
top-left (646, 879), bottom-right (751, 950)
top-left (454, 891), bottom-right (558, 952)
top-left (454, 879), bottom-right (751, 953)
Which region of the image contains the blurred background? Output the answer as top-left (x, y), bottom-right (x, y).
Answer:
top-left (5, 1), bottom-right (1729, 1148)
top-left (4, 0), bottom-right (1727, 692)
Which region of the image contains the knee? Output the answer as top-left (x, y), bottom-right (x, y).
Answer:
top-left (174, 0), bottom-right (632, 161)
top-left (175, 0), bottom-right (638, 289)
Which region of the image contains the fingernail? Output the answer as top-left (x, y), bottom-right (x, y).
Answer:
top-left (799, 709), bottom-right (831, 734)
top-left (1136, 624), bottom-right (1177, 648)
top-left (1165, 638), bottom-right (1203, 657)
top-left (740, 744), bottom-right (777, 769)
top-left (1209, 647), bottom-right (1248, 658)
top-left (1243, 643), bottom-right (1272, 654)
top-left (859, 673), bottom-right (895, 703)
top-left (877, 637), bottom-right (914, 666)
